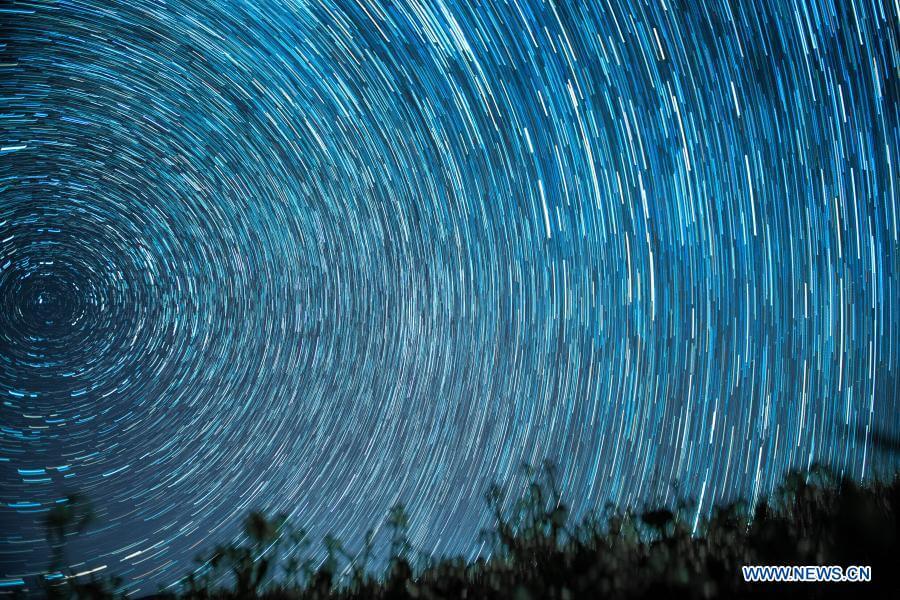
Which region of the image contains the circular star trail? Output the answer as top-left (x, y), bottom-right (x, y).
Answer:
top-left (1, 0), bottom-right (898, 592)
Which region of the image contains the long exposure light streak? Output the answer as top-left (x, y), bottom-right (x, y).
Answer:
top-left (0, 0), bottom-right (897, 593)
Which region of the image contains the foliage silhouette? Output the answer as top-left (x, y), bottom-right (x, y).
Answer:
top-left (26, 462), bottom-right (899, 599)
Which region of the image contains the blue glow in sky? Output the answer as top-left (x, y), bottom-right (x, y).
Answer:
top-left (0, 0), bottom-right (898, 593)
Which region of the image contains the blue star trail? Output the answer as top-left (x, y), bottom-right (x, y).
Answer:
top-left (0, 0), bottom-right (898, 593)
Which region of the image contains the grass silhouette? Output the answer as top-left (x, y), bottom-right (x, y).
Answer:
top-left (29, 461), bottom-right (899, 599)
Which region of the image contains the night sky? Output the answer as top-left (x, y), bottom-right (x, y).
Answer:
top-left (1, 0), bottom-right (898, 594)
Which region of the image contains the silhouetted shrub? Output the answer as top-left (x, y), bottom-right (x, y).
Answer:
top-left (31, 463), bottom-right (899, 599)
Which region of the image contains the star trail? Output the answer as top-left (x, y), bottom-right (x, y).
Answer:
top-left (0, 0), bottom-right (898, 593)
